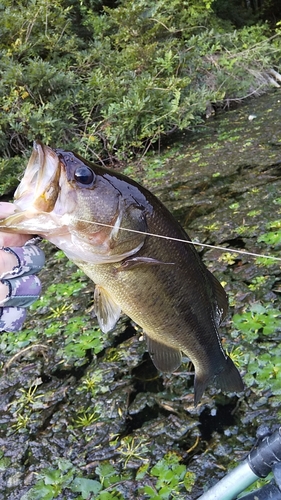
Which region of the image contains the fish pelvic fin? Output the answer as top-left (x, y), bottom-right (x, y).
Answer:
top-left (194, 355), bottom-right (244, 406)
top-left (145, 336), bottom-right (182, 373)
top-left (94, 285), bottom-right (121, 333)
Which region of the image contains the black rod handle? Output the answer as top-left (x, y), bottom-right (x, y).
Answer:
top-left (248, 427), bottom-right (281, 478)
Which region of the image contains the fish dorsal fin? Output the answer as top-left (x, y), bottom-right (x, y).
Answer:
top-left (206, 269), bottom-right (228, 324)
top-left (145, 336), bottom-right (182, 373)
top-left (94, 285), bottom-right (121, 333)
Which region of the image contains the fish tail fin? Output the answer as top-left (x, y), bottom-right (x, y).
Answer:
top-left (194, 356), bottom-right (244, 406)
top-left (215, 355), bottom-right (244, 394)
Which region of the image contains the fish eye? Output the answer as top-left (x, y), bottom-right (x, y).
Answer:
top-left (74, 166), bottom-right (95, 185)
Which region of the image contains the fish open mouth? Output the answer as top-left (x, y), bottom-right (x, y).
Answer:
top-left (0, 142), bottom-right (63, 236)
top-left (14, 141), bottom-right (61, 214)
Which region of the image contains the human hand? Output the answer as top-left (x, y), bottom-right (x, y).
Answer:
top-left (0, 203), bottom-right (45, 332)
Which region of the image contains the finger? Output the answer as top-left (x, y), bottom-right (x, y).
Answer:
top-left (0, 202), bottom-right (30, 247)
top-left (0, 202), bottom-right (16, 217)
top-left (0, 249), bottom-right (18, 278)
top-left (0, 307), bottom-right (27, 332)
top-left (0, 233), bottom-right (31, 247)
top-left (0, 245), bottom-right (45, 279)
top-left (0, 275), bottom-right (42, 307)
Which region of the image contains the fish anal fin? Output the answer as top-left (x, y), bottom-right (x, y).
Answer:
top-left (145, 336), bottom-right (182, 373)
top-left (194, 355), bottom-right (244, 406)
top-left (94, 285), bottom-right (121, 333)
top-left (194, 373), bottom-right (211, 407)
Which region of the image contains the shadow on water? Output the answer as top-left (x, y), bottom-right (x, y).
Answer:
top-left (199, 402), bottom-right (238, 442)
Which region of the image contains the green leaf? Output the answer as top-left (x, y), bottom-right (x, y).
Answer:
top-left (71, 478), bottom-right (102, 498)
top-left (136, 462), bottom-right (150, 480)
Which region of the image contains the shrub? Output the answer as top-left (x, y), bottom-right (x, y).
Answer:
top-left (0, 0), bottom-right (280, 189)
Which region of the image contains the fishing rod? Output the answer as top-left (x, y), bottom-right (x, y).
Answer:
top-left (197, 426), bottom-right (281, 500)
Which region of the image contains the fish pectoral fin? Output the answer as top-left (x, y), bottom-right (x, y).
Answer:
top-left (145, 336), bottom-right (182, 373)
top-left (94, 285), bottom-right (121, 333)
top-left (117, 256), bottom-right (175, 271)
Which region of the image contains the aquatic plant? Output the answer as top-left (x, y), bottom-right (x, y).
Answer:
top-left (116, 436), bottom-right (150, 468)
top-left (231, 301), bottom-right (281, 398)
top-left (22, 453), bottom-right (195, 499)
top-left (11, 412), bottom-right (31, 433)
top-left (16, 383), bottom-right (45, 409)
top-left (46, 303), bottom-right (72, 319)
top-left (22, 459), bottom-right (77, 500)
top-left (0, 327), bottom-right (38, 354)
top-left (73, 407), bottom-right (101, 428)
top-left (232, 302), bottom-right (281, 341)
top-left (139, 452), bottom-right (196, 498)
top-left (258, 220), bottom-right (281, 247)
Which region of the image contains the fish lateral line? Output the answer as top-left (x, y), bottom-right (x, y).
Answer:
top-left (72, 217), bottom-right (281, 263)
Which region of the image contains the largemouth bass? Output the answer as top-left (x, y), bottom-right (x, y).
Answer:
top-left (0, 142), bottom-right (243, 404)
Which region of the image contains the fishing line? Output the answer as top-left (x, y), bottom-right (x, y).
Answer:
top-left (73, 217), bottom-right (281, 262)
top-left (0, 215), bottom-right (280, 262)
